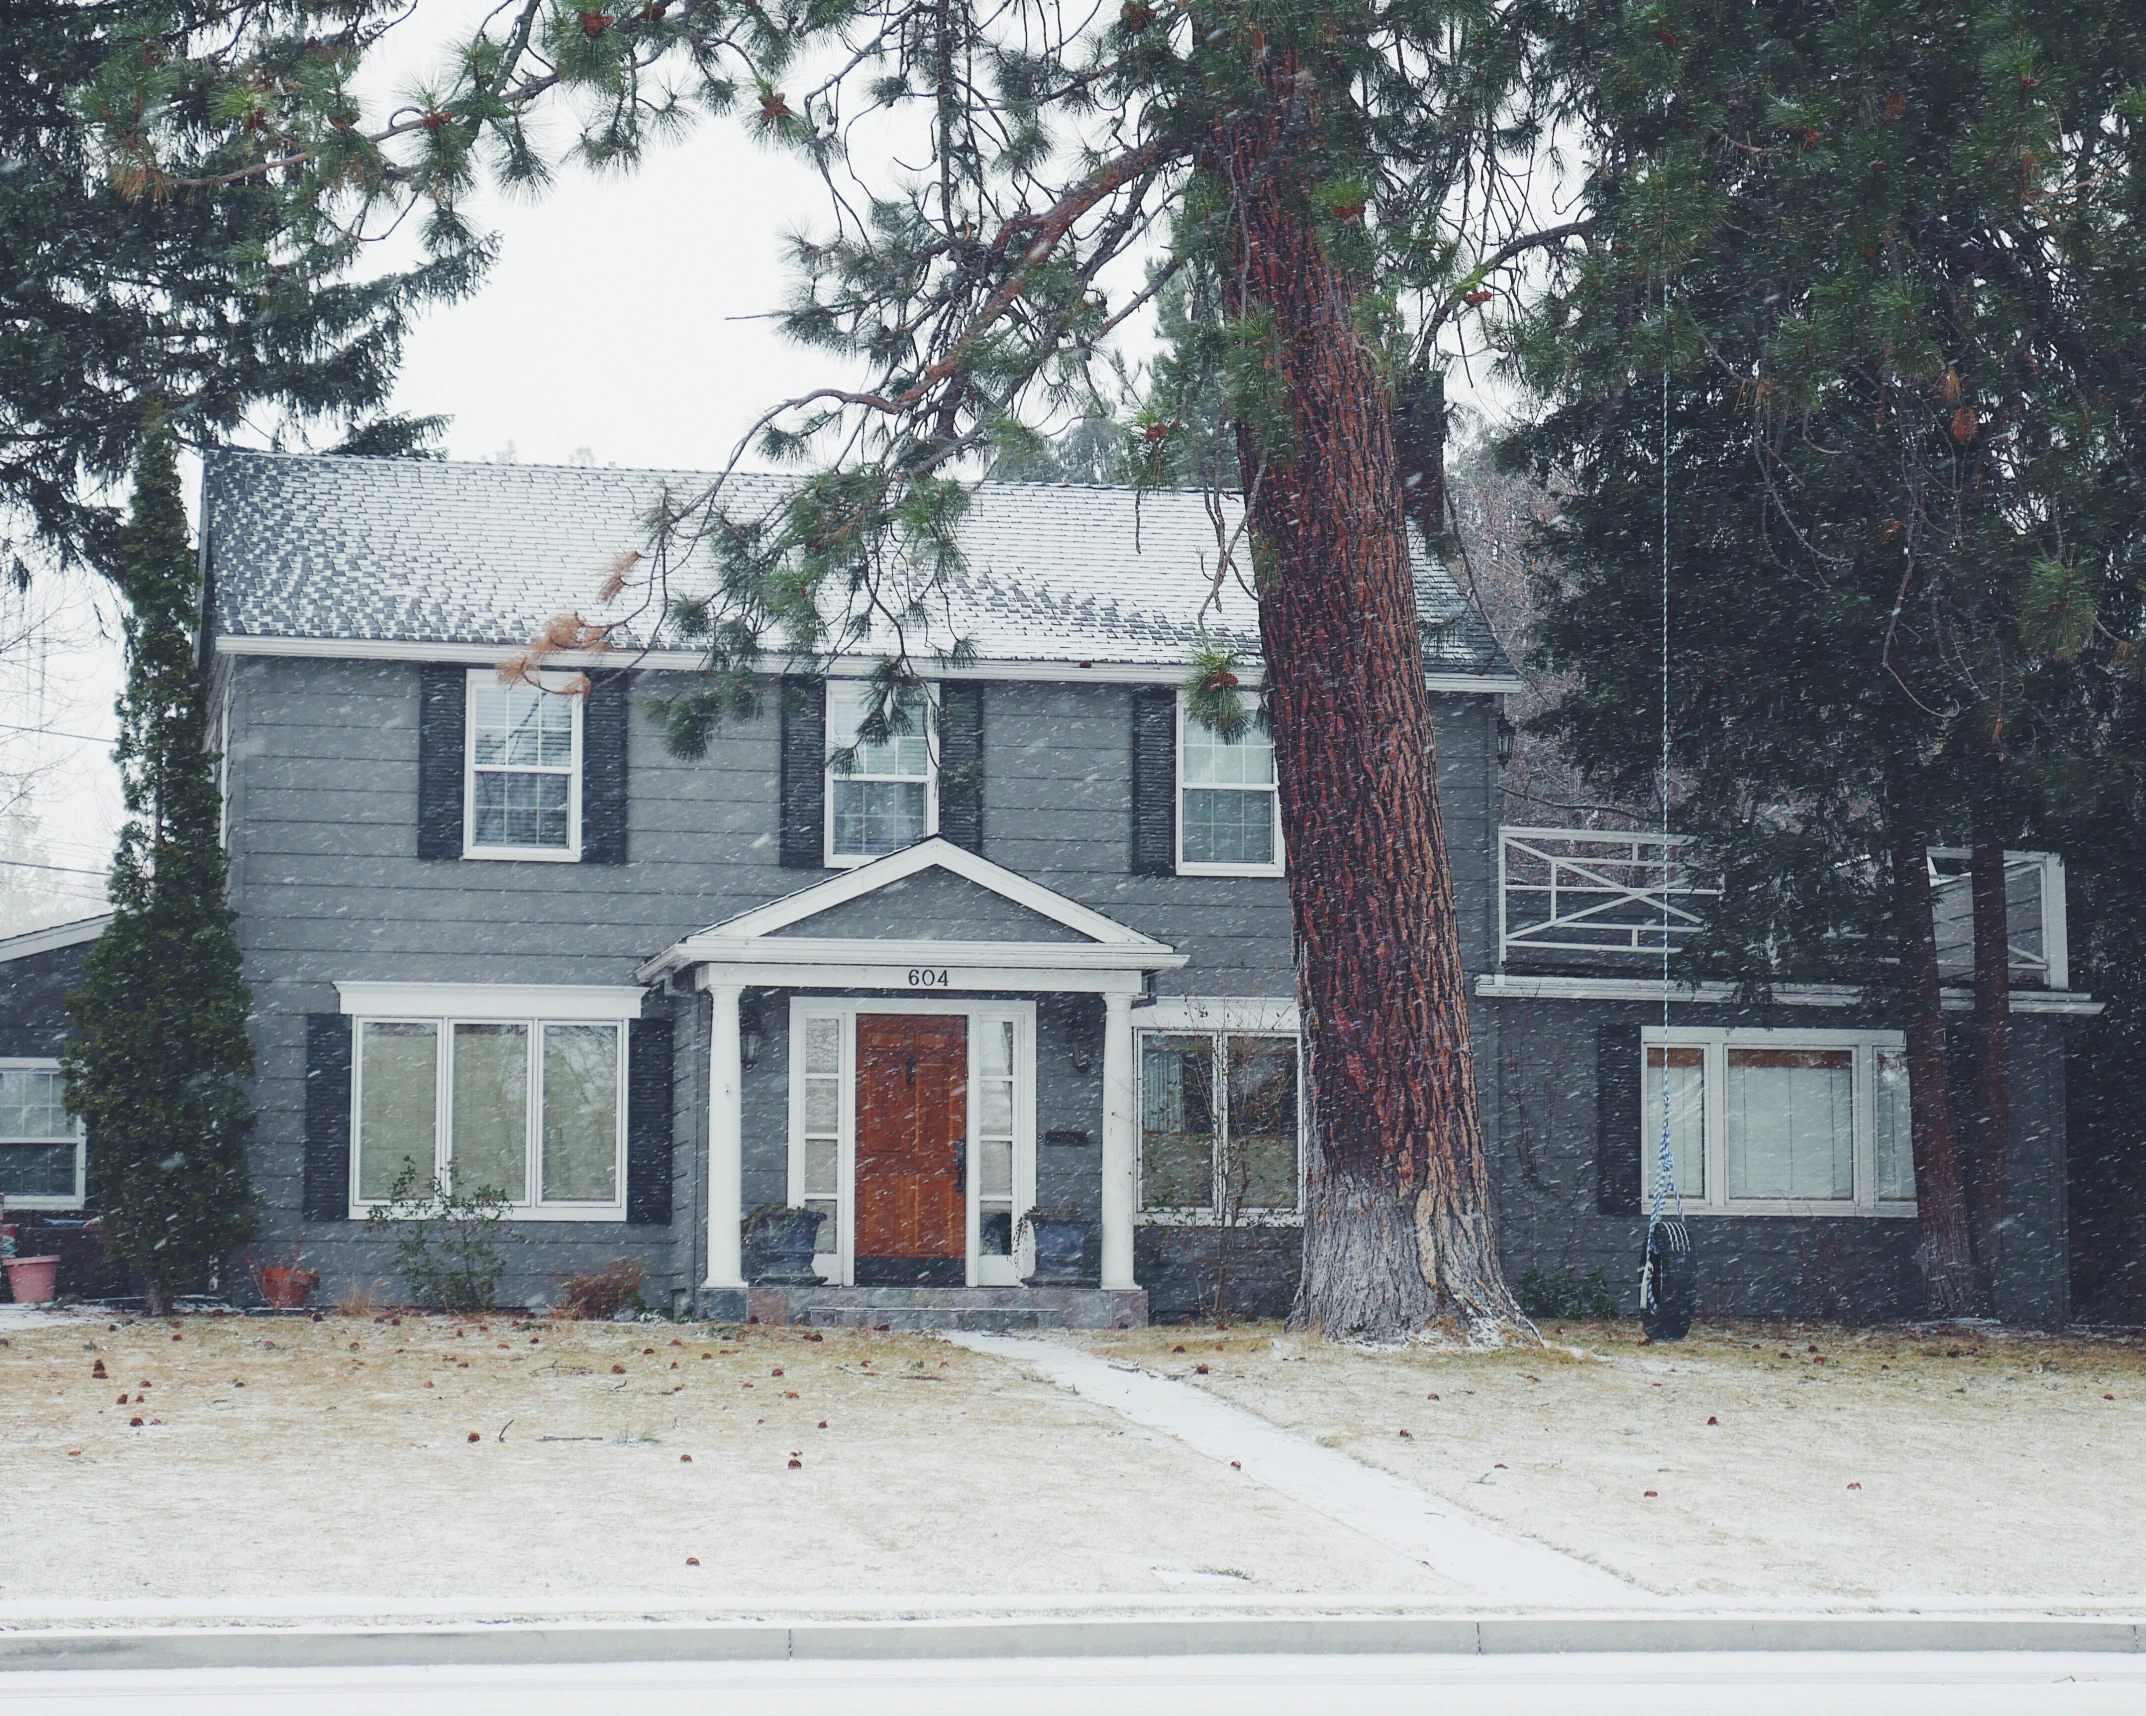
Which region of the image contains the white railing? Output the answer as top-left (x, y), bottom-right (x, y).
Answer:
top-left (1498, 828), bottom-right (1720, 960)
top-left (1497, 830), bottom-right (2070, 990)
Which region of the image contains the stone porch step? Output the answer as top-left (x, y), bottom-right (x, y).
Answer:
top-left (746, 1285), bottom-right (1146, 1332)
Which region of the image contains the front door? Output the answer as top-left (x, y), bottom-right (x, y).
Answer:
top-left (854, 1014), bottom-right (967, 1286)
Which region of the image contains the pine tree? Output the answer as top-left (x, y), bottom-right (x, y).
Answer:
top-left (1512, 0), bottom-right (2146, 1316)
top-left (109, 0), bottom-right (1610, 1340)
top-left (63, 425), bottom-right (258, 1314)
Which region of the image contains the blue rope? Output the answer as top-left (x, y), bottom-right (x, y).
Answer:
top-left (1644, 264), bottom-right (1684, 1308)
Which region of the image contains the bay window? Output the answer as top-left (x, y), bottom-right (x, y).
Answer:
top-left (1640, 1028), bottom-right (1915, 1216)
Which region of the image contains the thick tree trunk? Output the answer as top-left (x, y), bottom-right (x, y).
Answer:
top-left (1211, 54), bottom-right (1521, 1342)
top-left (1968, 827), bottom-right (2010, 1309)
top-left (1893, 832), bottom-right (1983, 1317)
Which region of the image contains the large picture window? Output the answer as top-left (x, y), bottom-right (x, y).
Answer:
top-left (466, 670), bottom-right (581, 859)
top-left (352, 1014), bottom-right (624, 1218)
top-left (826, 681), bottom-right (936, 864)
top-left (0, 1062), bottom-right (85, 1210)
top-left (1177, 697), bottom-right (1282, 874)
top-left (1640, 1028), bottom-right (1914, 1216)
top-left (1138, 1031), bottom-right (1301, 1220)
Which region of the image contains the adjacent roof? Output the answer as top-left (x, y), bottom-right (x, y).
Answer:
top-left (202, 451), bottom-right (1514, 681)
top-left (0, 914), bottom-right (110, 965)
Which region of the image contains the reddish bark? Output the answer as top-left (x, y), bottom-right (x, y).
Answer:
top-left (1968, 827), bottom-right (2010, 1306)
top-left (1894, 832), bottom-right (1983, 1317)
top-left (1209, 53), bottom-right (1520, 1340)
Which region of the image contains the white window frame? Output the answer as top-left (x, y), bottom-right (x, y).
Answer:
top-left (784, 997), bottom-right (1036, 1286)
top-left (1134, 1027), bottom-right (1305, 1226)
top-left (346, 992), bottom-right (631, 1222)
top-left (463, 667), bottom-right (583, 863)
top-left (1641, 1025), bottom-right (1917, 1218)
top-left (1174, 693), bottom-right (1284, 877)
top-left (824, 680), bottom-right (939, 869)
top-left (0, 1057), bottom-right (87, 1212)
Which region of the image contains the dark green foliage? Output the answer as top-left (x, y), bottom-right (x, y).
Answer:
top-left (1513, 0), bottom-right (2146, 994)
top-left (1514, 1266), bottom-right (1618, 1322)
top-left (62, 426), bottom-right (258, 1309)
top-left (364, 1162), bottom-right (518, 1312)
top-left (4, 1), bottom-right (474, 579)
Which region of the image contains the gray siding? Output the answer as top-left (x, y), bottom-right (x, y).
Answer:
top-left (0, 941), bottom-right (91, 1058)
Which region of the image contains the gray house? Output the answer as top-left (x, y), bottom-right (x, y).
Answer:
top-left (4, 449), bottom-right (2094, 1324)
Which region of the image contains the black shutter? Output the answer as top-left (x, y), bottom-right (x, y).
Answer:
top-left (938, 681), bottom-right (984, 854)
top-left (304, 1014), bottom-right (353, 1222)
top-left (1596, 1020), bottom-right (1643, 1215)
top-left (416, 664), bottom-right (466, 860)
top-left (626, 1015), bottom-right (674, 1225)
top-left (1130, 686), bottom-right (1177, 876)
top-left (581, 668), bottom-right (630, 865)
top-left (779, 675), bottom-right (827, 869)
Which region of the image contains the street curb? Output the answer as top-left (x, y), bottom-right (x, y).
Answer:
top-left (0, 1614), bottom-right (2141, 1671)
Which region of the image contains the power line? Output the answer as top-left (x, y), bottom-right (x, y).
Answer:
top-left (0, 720), bottom-right (116, 746)
top-left (0, 857), bottom-right (108, 878)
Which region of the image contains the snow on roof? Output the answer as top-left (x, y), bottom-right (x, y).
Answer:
top-left (201, 450), bottom-right (1511, 677)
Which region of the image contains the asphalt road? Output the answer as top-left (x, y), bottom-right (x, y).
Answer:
top-left (2, 1654), bottom-right (2142, 1714)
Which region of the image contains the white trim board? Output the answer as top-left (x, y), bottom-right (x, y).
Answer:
top-left (641, 838), bottom-right (1183, 986)
top-left (334, 982), bottom-right (649, 1021)
top-left (0, 915), bottom-right (112, 964)
top-left (1132, 996), bottom-right (1300, 1032)
top-left (211, 633), bottom-right (1524, 696)
top-left (1475, 972), bottom-right (2104, 1016)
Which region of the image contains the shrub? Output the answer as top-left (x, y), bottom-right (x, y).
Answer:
top-left (1515, 1265), bottom-right (1620, 1321)
top-left (363, 1162), bottom-right (517, 1311)
top-left (554, 1261), bottom-right (648, 1320)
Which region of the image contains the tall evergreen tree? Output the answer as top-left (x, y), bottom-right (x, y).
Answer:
top-left (63, 425), bottom-right (258, 1315)
top-left (1513, 1), bottom-right (2146, 1314)
top-left (106, 0), bottom-right (1598, 1338)
top-left (4, 0), bottom-right (473, 579)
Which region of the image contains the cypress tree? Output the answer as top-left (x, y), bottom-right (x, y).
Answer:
top-left (63, 425), bottom-right (257, 1313)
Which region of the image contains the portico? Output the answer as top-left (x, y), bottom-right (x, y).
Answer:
top-left (637, 839), bottom-right (1187, 1317)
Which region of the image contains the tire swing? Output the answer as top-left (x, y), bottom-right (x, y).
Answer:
top-left (1638, 265), bottom-right (1696, 1348)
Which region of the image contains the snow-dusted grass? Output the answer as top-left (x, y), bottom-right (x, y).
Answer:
top-left (1071, 1319), bottom-right (2146, 1603)
top-left (0, 1310), bottom-right (1456, 1615)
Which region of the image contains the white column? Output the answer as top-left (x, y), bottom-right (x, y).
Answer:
top-left (1099, 988), bottom-right (1137, 1290)
top-left (705, 981), bottom-right (746, 1291)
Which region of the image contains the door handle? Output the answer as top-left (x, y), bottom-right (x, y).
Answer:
top-left (952, 1141), bottom-right (966, 1195)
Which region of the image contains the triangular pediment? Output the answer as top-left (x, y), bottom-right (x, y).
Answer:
top-left (689, 838), bottom-right (1168, 950)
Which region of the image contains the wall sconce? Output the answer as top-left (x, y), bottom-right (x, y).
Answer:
top-left (1496, 712), bottom-right (1518, 767)
top-left (739, 992), bottom-right (765, 1069)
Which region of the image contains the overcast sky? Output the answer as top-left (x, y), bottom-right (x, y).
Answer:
top-left (2, 3), bottom-right (1522, 935)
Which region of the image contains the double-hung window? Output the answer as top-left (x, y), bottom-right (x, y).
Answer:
top-left (466, 670), bottom-right (581, 859)
top-left (350, 999), bottom-right (628, 1219)
top-left (1137, 1031), bottom-right (1302, 1220)
top-left (826, 681), bottom-right (936, 864)
top-left (1640, 1027), bottom-right (1915, 1216)
top-left (1177, 696), bottom-right (1282, 874)
top-left (0, 1061), bottom-right (85, 1210)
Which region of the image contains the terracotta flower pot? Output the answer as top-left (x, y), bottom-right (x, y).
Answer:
top-left (257, 1266), bottom-right (319, 1310)
top-left (4, 1255), bottom-right (61, 1304)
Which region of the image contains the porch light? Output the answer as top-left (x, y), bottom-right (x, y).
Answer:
top-left (1496, 712), bottom-right (1518, 766)
top-left (739, 992), bottom-right (765, 1068)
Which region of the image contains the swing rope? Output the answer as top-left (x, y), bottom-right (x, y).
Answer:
top-left (1642, 261), bottom-right (1687, 1313)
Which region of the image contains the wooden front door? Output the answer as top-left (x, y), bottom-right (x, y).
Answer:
top-left (854, 1014), bottom-right (967, 1286)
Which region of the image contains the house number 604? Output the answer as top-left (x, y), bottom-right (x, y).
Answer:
top-left (907, 968), bottom-right (950, 988)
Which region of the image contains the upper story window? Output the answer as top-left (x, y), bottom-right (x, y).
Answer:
top-left (826, 681), bottom-right (936, 865)
top-left (351, 1011), bottom-right (625, 1220)
top-left (466, 670), bottom-right (580, 860)
top-left (1641, 1027), bottom-right (1915, 1216)
top-left (1137, 1030), bottom-right (1302, 1222)
top-left (1177, 697), bottom-right (1282, 875)
top-left (0, 1061), bottom-right (85, 1210)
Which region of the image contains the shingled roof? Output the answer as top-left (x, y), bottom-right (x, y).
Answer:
top-left (201, 451), bottom-right (1514, 680)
